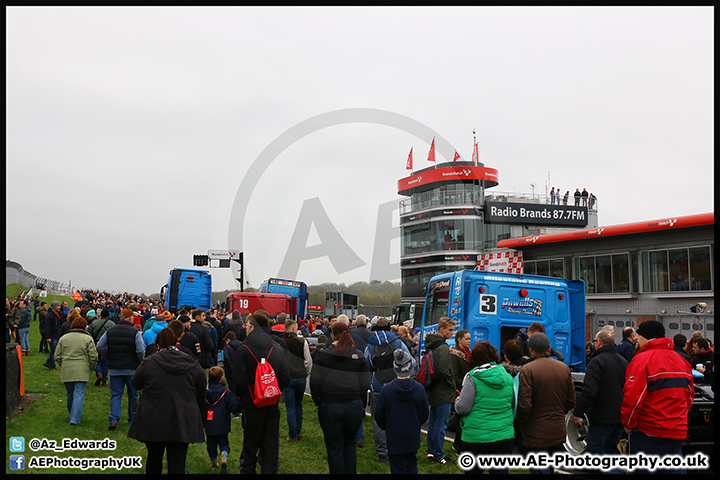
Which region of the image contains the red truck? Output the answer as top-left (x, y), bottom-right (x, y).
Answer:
top-left (225, 292), bottom-right (294, 317)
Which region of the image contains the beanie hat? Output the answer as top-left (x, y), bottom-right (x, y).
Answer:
top-left (393, 348), bottom-right (415, 377)
top-left (51, 300), bottom-right (61, 309)
top-left (163, 311), bottom-right (172, 321)
top-left (252, 310), bottom-right (270, 327)
top-left (150, 307), bottom-right (159, 315)
top-left (528, 333), bottom-right (551, 353)
top-left (86, 309), bottom-right (96, 319)
top-left (636, 320), bottom-right (665, 341)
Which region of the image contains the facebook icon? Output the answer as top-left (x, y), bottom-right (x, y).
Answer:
top-left (10, 454), bottom-right (25, 470)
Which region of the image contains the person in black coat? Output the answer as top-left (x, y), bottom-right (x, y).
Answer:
top-left (310, 322), bottom-right (371, 475)
top-left (223, 310), bottom-right (247, 342)
top-left (573, 330), bottom-right (629, 469)
top-left (187, 309), bottom-right (214, 375)
top-left (231, 310), bottom-right (291, 474)
top-left (672, 334), bottom-right (692, 366)
top-left (127, 328), bottom-right (206, 475)
top-left (617, 326), bottom-right (637, 363)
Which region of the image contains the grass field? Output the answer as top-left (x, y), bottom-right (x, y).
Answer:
top-left (6, 304), bottom-right (476, 474)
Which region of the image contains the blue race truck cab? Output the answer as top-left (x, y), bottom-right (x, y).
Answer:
top-left (160, 268), bottom-right (212, 314)
top-left (419, 269), bottom-right (586, 372)
top-left (258, 277), bottom-right (308, 319)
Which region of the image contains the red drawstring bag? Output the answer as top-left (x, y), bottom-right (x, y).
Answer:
top-left (243, 345), bottom-right (282, 408)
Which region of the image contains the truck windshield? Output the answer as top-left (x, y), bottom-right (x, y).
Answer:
top-left (424, 278), bottom-right (451, 327)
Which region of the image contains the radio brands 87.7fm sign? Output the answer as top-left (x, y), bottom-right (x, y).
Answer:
top-left (484, 201), bottom-right (588, 227)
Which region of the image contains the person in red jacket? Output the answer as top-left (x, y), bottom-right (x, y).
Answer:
top-left (621, 320), bottom-right (693, 474)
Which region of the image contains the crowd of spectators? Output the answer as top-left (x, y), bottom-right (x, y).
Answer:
top-left (6, 288), bottom-right (715, 474)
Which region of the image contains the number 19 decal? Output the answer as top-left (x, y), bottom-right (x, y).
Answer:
top-left (479, 294), bottom-right (497, 314)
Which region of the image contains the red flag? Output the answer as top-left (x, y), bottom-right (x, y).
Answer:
top-left (427, 138), bottom-right (435, 163)
top-left (453, 150), bottom-right (460, 162)
top-left (472, 142), bottom-right (479, 164)
top-left (406, 147), bottom-right (413, 170)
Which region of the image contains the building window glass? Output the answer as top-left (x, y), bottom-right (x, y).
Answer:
top-left (642, 246), bottom-right (712, 292)
top-left (524, 261), bottom-right (537, 275)
top-left (550, 259), bottom-right (564, 279)
top-left (577, 256), bottom-right (596, 294)
top-left (402, 266), bottom-right (457, 299)
top-left (612, 254), bottom-right (630, 293)
top-left (669, 248), bottom-right (689, 291)
top-left (576, 253), bottom-right (630, 294)
top-left (401, 223), bottom-right (432, 256)
top-left (689, 246), bottom-right (712, 291)
top-left (536, 260), bottom-right (550, 277)
top-left (648, 250), bottom-right (669, 292)
top-left (596, 255), bottom-right (612, 293)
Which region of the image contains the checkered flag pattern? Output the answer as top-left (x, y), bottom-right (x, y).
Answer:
top-left (477, 250), bottom-right (524, 273)
top-left (532, 299), bottom-right (543, 316)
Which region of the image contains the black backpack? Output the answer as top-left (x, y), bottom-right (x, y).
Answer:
top-left (371, 332), bottom-right (397, 384)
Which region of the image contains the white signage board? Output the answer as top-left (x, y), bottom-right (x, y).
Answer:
top-left (207, 250), bottom-right (241, 260)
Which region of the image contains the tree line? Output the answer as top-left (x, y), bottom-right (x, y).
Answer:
top-left (210, 280), bottom-right (401, 308)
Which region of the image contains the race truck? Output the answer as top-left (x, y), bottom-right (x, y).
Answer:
top-left (225, 291), bottom-right (294, 319)
top-left (417, 269), bottom-right (714, 461)
top-left (418, 269), bottom-right (586, 371)
top-left (258, 277), bottom-right (309, 319)
top-left (392, 301), bottom-right (424, 330)
top-left (160, 268), bottom-right (212, 314)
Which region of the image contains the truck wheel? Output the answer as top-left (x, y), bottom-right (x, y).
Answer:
top-left (563, 409), bottom-right (589, 455)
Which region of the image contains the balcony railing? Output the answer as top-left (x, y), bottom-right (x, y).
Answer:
top-left (400, 191), bottom-right (598, 215)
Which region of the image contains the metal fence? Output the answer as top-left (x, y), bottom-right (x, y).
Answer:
top-left (5, 262), bottom-right (71, 296)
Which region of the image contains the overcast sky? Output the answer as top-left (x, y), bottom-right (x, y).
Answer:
top-left (6, 6), bottom-right (714, 295)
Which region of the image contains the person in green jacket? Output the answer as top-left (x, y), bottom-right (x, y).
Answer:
top-left (424, 316), bottom-right (457, 464)
top-left (55, 316), bottom-right (98, 426)
top-left (454, 341), bottom-right (515, 474)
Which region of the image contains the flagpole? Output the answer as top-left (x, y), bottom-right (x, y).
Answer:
top-left (473, 129), bottom-right (478, 167)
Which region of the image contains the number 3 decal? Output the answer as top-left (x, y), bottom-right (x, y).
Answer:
top-left (480, 294), bottom-right (497, 314)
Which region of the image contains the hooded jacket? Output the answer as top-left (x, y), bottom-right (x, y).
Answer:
top-left (18, 305), bottom-right (32, 329)
top-left (365, 329), bottom-right (410, 392)
top-left (55, 329), bottom-right (98, 383)
top-left (128, 347), bottom-right (206, 444)
top-left (449, 345), bottom-right (470, 390)
top-left (142, 320), bottom-right (167, 347)
top-left (374, 377), bottom-right (429, 454)
top-left (424, 333), bottom-right (456, 406)
top-left (222, 338), bottom-right (244, 383)
top-left (202, 381), bottom-right (242, 436)
top-left (516, 352), bottom-right (576, 448)
top-left (455, 363), bottom-right (515, 444)
top-left (621, 337), bottom-right (693, 439)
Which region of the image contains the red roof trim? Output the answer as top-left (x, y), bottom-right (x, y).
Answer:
top-left (496, 212), bottom-right (714, 248)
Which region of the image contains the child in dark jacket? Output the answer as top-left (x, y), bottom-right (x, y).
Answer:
top-left (203, 366), bottom-right (242, 474)
top-left (375, 349), bottom-right (429, 474)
